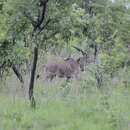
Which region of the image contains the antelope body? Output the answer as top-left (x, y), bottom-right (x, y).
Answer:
top-left (44, 46), bottom-right (87, 80)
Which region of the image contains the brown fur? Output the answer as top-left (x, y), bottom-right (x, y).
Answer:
top-left (45, 58), bottom-right (80, 80)
top-left (44, 46), bottom-right (87, 80)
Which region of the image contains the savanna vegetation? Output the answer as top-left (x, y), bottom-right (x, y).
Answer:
top-left (0, 0), bottom-right (130, 129)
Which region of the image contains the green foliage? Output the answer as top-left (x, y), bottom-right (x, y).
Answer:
top-left (0, 40), bottom-right (30, 66)
top-left (81, 0), bottom-right (130, 60)
top-left (99, 40), bottom-right (127, 74)
top-left (1, 0), bottom-right (130, 75)
top-left (39, 2), bottom-right (86, 50)
top-left (0, 0), bottom-right (87, 70)
top-left (0, 0), bottom-right (130, 129)
top-left (0, 0), bottom-right (32, 71)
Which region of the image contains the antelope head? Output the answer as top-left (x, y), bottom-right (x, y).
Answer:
top-left (72, 45), bottom-right (87, 71)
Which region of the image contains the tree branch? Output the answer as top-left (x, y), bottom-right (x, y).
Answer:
top-left (12, 66), bottom-right (24, 86)
top-left (32, 0), bottom-right (49, 35)
top-left (35, 19), bottom-right (51, 36)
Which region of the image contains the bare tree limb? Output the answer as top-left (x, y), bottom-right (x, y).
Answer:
top-left (12, 66), bottom-right (24, 87)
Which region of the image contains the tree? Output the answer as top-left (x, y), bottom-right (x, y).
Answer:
top-left (0, 0), bottom-right (86, 107)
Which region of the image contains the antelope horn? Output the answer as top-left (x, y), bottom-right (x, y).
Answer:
top-left (72, 45), bottom-right (87, 55)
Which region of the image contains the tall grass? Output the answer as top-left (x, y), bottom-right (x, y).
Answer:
top-left (0, 68), bottom-right (130, 130)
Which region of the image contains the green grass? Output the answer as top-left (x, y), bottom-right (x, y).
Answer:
top-left (0, 69), bottom-right (130, 130)
top-left (0, 78), bottom-right (130, 130)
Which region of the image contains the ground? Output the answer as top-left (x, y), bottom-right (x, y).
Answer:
top-left (0, 68), bottom-right (130, 130)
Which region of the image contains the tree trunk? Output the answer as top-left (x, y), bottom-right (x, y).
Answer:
top-left (29, 47), bottom-right (38, 108)
top-left (12, 66), bottom-right (24, 86)
top-left (26, 0), bottom-right (49, 108)
top-left (94, 45), bottom-right (98, 62)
